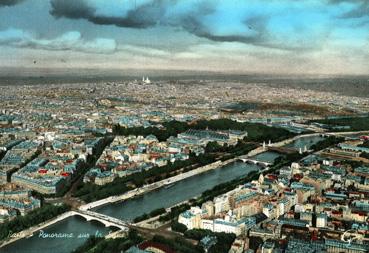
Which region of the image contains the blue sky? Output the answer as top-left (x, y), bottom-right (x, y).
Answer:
top-left (0, 0), bottom-right (368, 74)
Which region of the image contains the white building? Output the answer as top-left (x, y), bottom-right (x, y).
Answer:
top-left (214, 194), bottom-right (230, 214)
top-left (201, 201), bottom-right (214, 217)
top-left (178, 206), bottom-right (203, 230)
top-left (316, 213), bottom-right (328, 228)
top-left (213, 218), bottom-right (244, 236)
top-left (142, 76), bottom-right (151, 84)
top-left (201, 219), bottom-right (214, 231)
top-left (263, 203), bottom-right (276, 218)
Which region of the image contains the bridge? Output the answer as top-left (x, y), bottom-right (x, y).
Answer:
top-left (73, 210), bottom-right (130, 231)
top-left (260, 138), bottom-right (312, 154)
top-left (238, 156), bottom-right (272, 167)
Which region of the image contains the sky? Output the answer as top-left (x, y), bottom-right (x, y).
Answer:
top-left (0, 0), bottom-right (368, 75)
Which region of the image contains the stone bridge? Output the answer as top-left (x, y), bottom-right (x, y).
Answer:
top-left (238, 157), bottom-right (272, 167)
top-left (73, 210), bottom-right (130, 231)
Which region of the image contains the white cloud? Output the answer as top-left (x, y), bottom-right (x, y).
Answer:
top-left (0, 28), bottom-right (117, 54)
top-left (118, 44), bottom-right (170, 57)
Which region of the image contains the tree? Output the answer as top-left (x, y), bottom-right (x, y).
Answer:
top-left (171, 221), bottom-right (188, 233)
top-left (205, 141), bottom-right (222, 153)
top-left (360, 152), bottom-right (369, 160)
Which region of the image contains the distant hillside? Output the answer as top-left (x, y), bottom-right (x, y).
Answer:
top-left (0, 67), bottom-right (368, 98)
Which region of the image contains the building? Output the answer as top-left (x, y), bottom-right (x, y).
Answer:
top-left (0, 183), bottom-right (41, 216)
top-left (0, 207), bottom-right (17, 223)
top-left (261, 241), bottom-right (275, 253)
top-left (300, 212), bottom-right (313, 226)
top-left (213, 218), bottom-right (244, 235)
top-left (201, 201), bottom-right (215, 217)
top-left (316, 213), bottom-right (327, 228)
top-left (178, 206), bottom-right (203, 230)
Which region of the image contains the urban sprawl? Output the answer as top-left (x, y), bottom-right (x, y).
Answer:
top-left (1, 78), bottom-right (369, 253)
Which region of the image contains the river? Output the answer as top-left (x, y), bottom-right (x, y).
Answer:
top-left (2, 161), bottom-right (259, 253)
top-left (249, 135), bottom-right (325, 163)
top-left (285, 135), bottom-right (325, 149)
top-left (94, 162), bottom-right (259, 221)
top-left (2, 134), bottom-right (326, 253)
top-left (251, 151), bottom-right (281, 163)
top-left (1, 216), bottom-right (112, 253)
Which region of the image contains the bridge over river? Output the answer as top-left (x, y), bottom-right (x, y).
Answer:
top-left (74, 210), bottom-right (129, 230)
top-left (238, 157), bottom-right (272, 167)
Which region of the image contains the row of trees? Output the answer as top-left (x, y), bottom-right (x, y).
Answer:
top-left (75, 117), bottom-right (293, 202)
top-left (118, 143), bottom-right (258, 223)
top-left (74, 141), bottom-right (257, 202)
top-left (152, 234), bottom-right (204, 253)
top-left (192, 119), bottom-right (295, 142)
top-left (184, 229), bottom-right (236, 253)
top-left (133, 207), bottom-right (166, 223)
top-left (159, 203), bottom-right (191, 222)
top-left (113, 118), bottom-right (295, 143)
top-left (205, 141), bottom-right (256, 157)
top-left (310, 136), bottom-right (345, 152)
top-left (313, 116), bottom-right (369, 131)
top-left (112, 120), bottom-right (189, 142)
top-left (73, 151), bottom-right (218, 202)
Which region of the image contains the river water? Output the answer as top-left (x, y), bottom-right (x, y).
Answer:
top-left (249, 135), bottom-right (325, 163)
top-left (1, 216), bottom-right (111, 253)
top-left (94, 162), bottom-right (259, 221)
top-left (2, 162), bottom-right (259, 253)
top-left (251, 151), bottom-right (281, 163)
top-left (285, 135), bottom-right (325, 149)
top-left (2, 135), bottom-right (325, 253)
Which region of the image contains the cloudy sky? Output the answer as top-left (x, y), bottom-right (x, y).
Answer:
top-left (0, 0), bottom-right (368, 75)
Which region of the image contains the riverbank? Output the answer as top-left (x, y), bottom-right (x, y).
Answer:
top-left (79, 158), bottom-right (240, 211)
top-left (3, 130), bottom-right (369, 252)
top-left (0, 156), bottom-right (250, 249)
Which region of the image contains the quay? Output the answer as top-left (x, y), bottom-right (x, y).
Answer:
top-left (79, 159), bottom-right (237, 210)
top-left (4, 130), bottom-right (369, 249)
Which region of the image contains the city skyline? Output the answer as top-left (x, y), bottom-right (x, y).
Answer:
top-left (0, 0), bottom-right (369, 75)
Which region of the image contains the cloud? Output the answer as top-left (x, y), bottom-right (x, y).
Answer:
top-left (0, 0), bottom-right (24, 7)
top-left (340, 4), bottom-right (369, 19)
top-left (50, 0), bottom-right (164, 28)
top-left (48, 0), bottom-right (333, 51)
top-left (173, 4), bottom-right (268, 46)
top-left (0, 28), bottom-right (30, 43)
top-left (49, 0), bottom-right (271, 46)
top-left (0, 29), bottom-right (117, 54)
top-left (118, 44), bottom-right (170, 57)
top-left (327, 0), bottom-right (369, 19)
